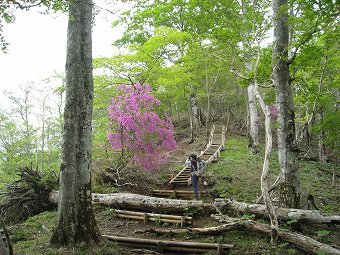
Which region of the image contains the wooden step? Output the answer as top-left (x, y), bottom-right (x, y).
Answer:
top-left (112, 209), bottom-right (192, 227)
top-left (104, 235), bottom-right (234, 254)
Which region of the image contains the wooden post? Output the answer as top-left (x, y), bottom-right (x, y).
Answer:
top-left (157, 241), bottom-right (165, 253)
top-left (143, 213), bottom-right (148, 225)
top-left (218, 243), bottom-right (223, 255)
top-left (180, 216), bottom-right (185, 228)
top-left (173, 190), bottom-right (177, 199)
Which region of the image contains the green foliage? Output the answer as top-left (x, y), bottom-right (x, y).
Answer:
top-left (0, 82), bottom-right (63, 184)
top-left (286, 219), bottom-right (298, 225)
top-left (317, 229), bottom-right (331, 237)
top-left (12, 211), bottom-right (122, 255)
top-left (92, 184), bottom-right (117, 194)
top-left (241, 213), bottom-right (256, 220)
top-left (211, 137), bottom-right (265, 201)
top-left (183, 207), bottom-right (194, 217)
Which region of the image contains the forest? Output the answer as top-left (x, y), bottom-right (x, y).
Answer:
top-left (0, 0), bottom-right (339, 254)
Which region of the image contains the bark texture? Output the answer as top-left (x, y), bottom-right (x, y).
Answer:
top-left (254, 77), bottom-right (278, 243)
top-left (247, 83), bottom-right (259, 153)
top-left (272, 0), bottom-right (300, 208)
top-left (50, 0), bottom-right (102, 246)
top-left (50, 191), bottom-right (215, 214)
top-left (214, 199), bottom-right (340, 224)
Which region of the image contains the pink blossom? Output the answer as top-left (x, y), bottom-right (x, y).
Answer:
top-left (107, 83), bottom-right (177, 171)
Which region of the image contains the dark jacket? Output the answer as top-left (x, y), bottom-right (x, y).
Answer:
top-left (190, 160), bottom-right (198, 173)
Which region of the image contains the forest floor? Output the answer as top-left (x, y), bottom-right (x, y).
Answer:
top-left (7, 125), bottom-right (340, 255)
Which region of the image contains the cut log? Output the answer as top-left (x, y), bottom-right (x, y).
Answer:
top-left (214, 199), bottom-right (340, 224)
top-left (49, 191), bottom-right (215, 214)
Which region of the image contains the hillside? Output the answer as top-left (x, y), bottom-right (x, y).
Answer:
top-left (4, 130), bottom-right (340, 255)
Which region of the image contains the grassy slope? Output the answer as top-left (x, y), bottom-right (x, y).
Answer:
top-left (8, 135), bottom-right (340, 255)
top-left (212, 136), bottom-right (340, 213)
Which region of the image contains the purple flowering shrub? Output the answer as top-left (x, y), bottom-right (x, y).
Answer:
top-left (107, 83), bottom-right (177, 170)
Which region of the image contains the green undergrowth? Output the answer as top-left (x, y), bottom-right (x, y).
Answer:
top-left (209, 136), bottom-right (340, 213)
top-left (11, 211), bottom-right (121, 255)
top-left (5, 135), bottom-right (340, 255)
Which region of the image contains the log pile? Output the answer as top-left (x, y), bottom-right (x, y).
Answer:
top-left (0, 166), bottom-right (57, 223)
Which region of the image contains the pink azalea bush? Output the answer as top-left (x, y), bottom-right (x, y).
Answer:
top-left (107, 83), bottom-right (177, 170)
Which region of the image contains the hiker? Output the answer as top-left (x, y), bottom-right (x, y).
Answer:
top-left (185, 156), bottom-right (192, 168)
top-left (197, 157), bottom-right (208, 186)
top-left (190, 154), bottom-right (199, 200)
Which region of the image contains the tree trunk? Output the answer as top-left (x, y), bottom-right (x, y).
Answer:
top-left (175, 103), bottom-right (181, 125)
top-left (0, 238), bottom-right (9, 255)
top-left (252, 42), bottom-right (279, 243)
top-left (241, 1), bottom-right (259, 155)
top-left (189, 93), bottom-right (200, 127)
top-left (214, 199), bottom-right (340, 224)
top-left (205, 62), bottom-right (211, 142)
top-left (247, 83), bottom-right (260, 154)
top-left (49, 191), bottom-right (215, 214)
top-left (317, 109), bottom-right (327, 163)
top-left (50, 0), bottom-right (102, 246)
top-left (272, 0), bottom-right (300, 208)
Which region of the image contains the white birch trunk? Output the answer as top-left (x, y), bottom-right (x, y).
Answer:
top-left (247, 83), bottom-right (260, 154)
top-left (253, 44), bottom-right (278, 243)
top-left (241, 1), bottom-right (259, 154)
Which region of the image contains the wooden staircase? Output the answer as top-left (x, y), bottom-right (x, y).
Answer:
top-left (169, 125), bottom-right (226, 186)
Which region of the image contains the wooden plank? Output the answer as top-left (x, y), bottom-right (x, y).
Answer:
top-left (113, 210), bottom-right (192, 226)
top-left (104, 235), bottom-right (234, 252)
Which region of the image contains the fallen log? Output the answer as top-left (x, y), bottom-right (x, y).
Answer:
top-left (103, 235), bottom-right (233, 254)
top-left (214, 198), bottom-right (340, 224)
top-left (139, 218), bottom-right (340, 255)
top-left (152, 189), bottom-right (208, 199)
top-left (49, 191), bottom-right (215, 214)
top-left (135, 222), bottom-right (241, 235)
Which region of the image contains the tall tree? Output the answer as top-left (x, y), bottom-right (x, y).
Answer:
top-left (272, 0), bottom-right (300, 208)
top-left (50, 0), bottom-right (102, 246)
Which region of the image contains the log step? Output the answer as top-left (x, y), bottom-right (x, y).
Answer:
top-left (104, 235), bottom-right (234, 254)
top-left (112, 209), bottom-right (192, 227)
top-left (152, 190), bottom-right (208, 198)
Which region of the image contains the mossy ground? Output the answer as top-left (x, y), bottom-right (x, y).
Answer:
top-left (6, 133), bottom-right (340, 255)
